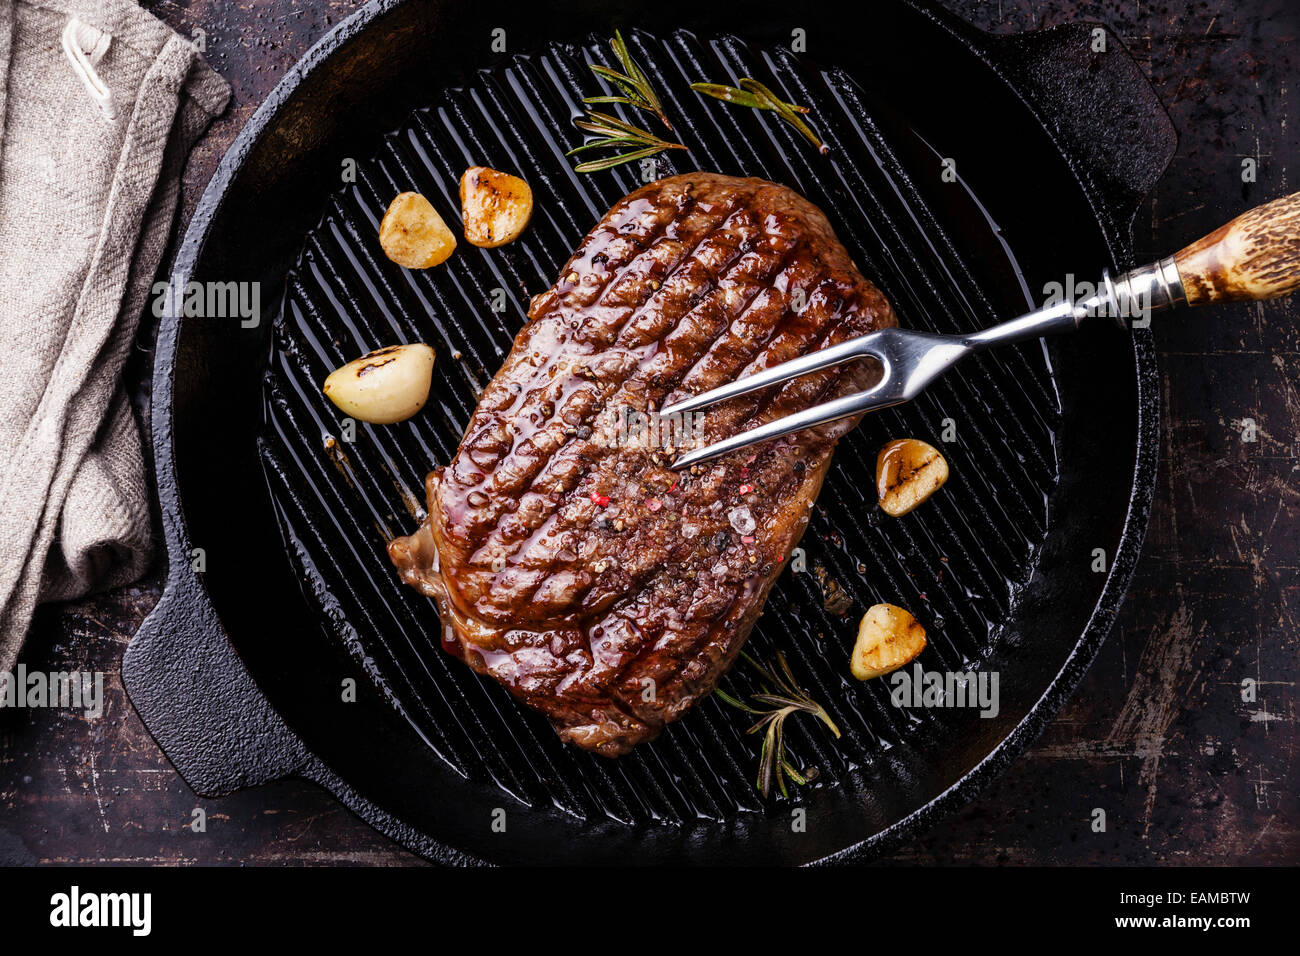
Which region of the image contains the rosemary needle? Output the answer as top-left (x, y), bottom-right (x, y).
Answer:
top-left (568, 112), bottom-right (686, 174)
top-left (569, 30), bottom-right (685, 174)
top-left (715, 651), bottom-right (841, 798)
top-left (691, 77), bottom-right (829, 155)
top-left (583, 29), bottom-right (673, 129)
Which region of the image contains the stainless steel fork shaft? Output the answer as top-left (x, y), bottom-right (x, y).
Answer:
top-left (666, 258), bottom-right (1187, 469)
top-left (970, 256), bottom-right (1186, 349)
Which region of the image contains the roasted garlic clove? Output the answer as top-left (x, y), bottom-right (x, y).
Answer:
top-left (379, 192), bottom-right (457, 269)
top-left (323, 343), bottom-right (436, 424)
top-left (460, 166), bottom-right (533, 248)
top-left (851, 603), bottom-right (927, 680)
top-left (876, 438), bottom-right (949, 517)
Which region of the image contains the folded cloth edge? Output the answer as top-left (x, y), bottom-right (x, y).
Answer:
top-left (23, 0), bottom-right (229, 116)
top-left (0, 2), bottom-right (230, 670)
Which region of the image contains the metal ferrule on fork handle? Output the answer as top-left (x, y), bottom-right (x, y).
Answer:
top-left (1100, 255), bottom-right (1187, 328)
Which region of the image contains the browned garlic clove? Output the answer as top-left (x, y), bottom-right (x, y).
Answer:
top-left (379, 192), bottom-right (457, 269)
top-left (876, 438), bottom-right (949, 517)
top-left (851, 603), bottom-right (927, 680)
top-left (323, 343), bottom-right (436, 424)
top-left (460, 166), bottom-right (533, 248)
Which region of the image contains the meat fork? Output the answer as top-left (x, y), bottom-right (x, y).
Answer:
top-left (664, 191), bottom-right (1300, 470)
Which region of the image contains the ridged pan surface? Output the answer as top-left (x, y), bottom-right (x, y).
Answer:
top-left (260, 29), bottom-right (1059, 828)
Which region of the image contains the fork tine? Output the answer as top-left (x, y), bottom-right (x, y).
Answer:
top-left (670, 384), bottom-right (902, 470)
top-left (659, 332), bottom-right (882, 416)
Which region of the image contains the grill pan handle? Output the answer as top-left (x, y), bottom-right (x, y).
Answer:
top-left (123, 564), bottom-right (312, 796)
top-left (951, 18), bottom-right (1177, 254)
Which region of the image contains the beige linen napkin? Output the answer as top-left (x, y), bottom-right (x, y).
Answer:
top-left (0, 0), bottom-right (229, 669)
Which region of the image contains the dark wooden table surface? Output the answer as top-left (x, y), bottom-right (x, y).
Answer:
top-left (1, 0), bottom-right (1295, 866)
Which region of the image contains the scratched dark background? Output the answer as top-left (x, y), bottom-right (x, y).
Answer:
top-left (0, 0), bottom-right (1295, 866)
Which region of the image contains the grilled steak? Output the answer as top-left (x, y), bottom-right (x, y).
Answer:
top-left (388, 172), bottom-right (896, 755)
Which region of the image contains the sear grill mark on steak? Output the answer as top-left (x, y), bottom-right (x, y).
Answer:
top-left (388, 173), bottom-right (896, 756)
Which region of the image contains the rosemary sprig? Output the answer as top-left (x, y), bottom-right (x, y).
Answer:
top-left (568, 111), bottom-right (686, 174)
top-left (583, 30), bottom-right (672, 129)
top-left (691, 77), bottom-right (828, 154)
top-left (715, 651), bottom-right (841, 798)
top-left (569, 30), bottom-right (685, 173)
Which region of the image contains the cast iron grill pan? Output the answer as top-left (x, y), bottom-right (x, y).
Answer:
top-left (260, 29), bottom-right (1061, 826)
